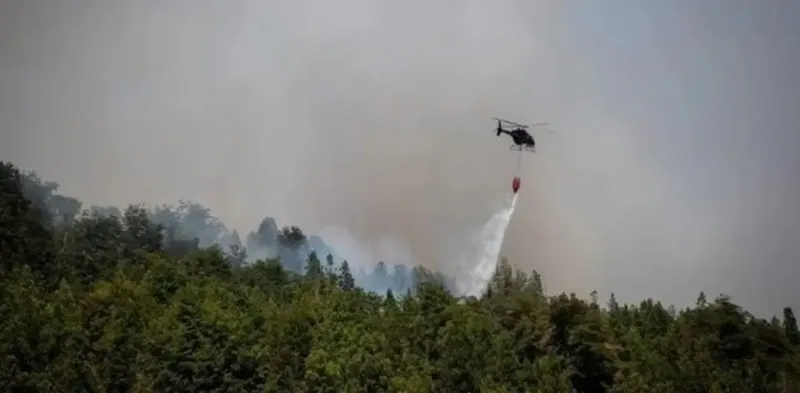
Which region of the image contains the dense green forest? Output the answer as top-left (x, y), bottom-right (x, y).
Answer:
top-left (1, 160), bottom-right (799, 393)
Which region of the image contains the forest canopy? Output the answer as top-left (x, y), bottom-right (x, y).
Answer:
top-left (1, 160), bottom-right (799, 393)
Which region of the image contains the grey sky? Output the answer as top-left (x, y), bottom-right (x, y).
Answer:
top-left (1, 0), bottom-right (797, 314)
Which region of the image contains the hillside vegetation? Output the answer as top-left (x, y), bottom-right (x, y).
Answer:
top-left (1, 160), bottom-right (799, 393)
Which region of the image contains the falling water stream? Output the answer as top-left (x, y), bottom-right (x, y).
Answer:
top-left (460, 192), bottom-right (519, 297)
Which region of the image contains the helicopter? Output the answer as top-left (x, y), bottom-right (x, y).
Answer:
top-left (493, 117), bottom-right (551, 152)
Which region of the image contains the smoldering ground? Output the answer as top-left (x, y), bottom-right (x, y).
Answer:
top-left (1, 0), bottom-right (798, 313)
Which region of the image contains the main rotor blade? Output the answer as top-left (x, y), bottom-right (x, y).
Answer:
top-left (493, 117), bottom-right (550, 129)
top-left (492, 117), bottom-right (527, 128)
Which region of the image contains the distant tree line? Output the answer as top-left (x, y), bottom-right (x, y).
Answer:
top-left (14, 165), bottom-right (433, 296)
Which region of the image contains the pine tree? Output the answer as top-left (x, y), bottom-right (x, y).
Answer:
top-left (339, 260), bottom-right (355, 291)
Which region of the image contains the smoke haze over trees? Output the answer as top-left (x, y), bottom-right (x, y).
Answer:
top-left (3, 160), bottom-right (800, 392)
top-left (13, 166), bottom-right (429, 296)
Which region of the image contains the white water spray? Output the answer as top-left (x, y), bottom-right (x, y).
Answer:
top-left (460, 192), bottom-right (519, 297)
top-left (319, 191), bottom-right (520, 298)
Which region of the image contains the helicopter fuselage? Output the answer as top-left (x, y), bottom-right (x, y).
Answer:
top-left (500, 129), bottom-right (535, 147)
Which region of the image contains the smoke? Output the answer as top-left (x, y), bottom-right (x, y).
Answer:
top-left (1, 0), bottom-right (798, 313)
top-left (0, 0), bottom-right (573, 277)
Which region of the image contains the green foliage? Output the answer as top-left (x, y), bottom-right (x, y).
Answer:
top-left (2, 160), bottom-right (799, 393)
top-left (0, 162), bottom-right (56, 282)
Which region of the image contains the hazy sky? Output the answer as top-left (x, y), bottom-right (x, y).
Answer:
top-left (1, 0), bottom-right (798, 314)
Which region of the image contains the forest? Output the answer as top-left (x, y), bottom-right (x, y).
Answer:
top-left (1, 159), bottom-right (799, 393)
